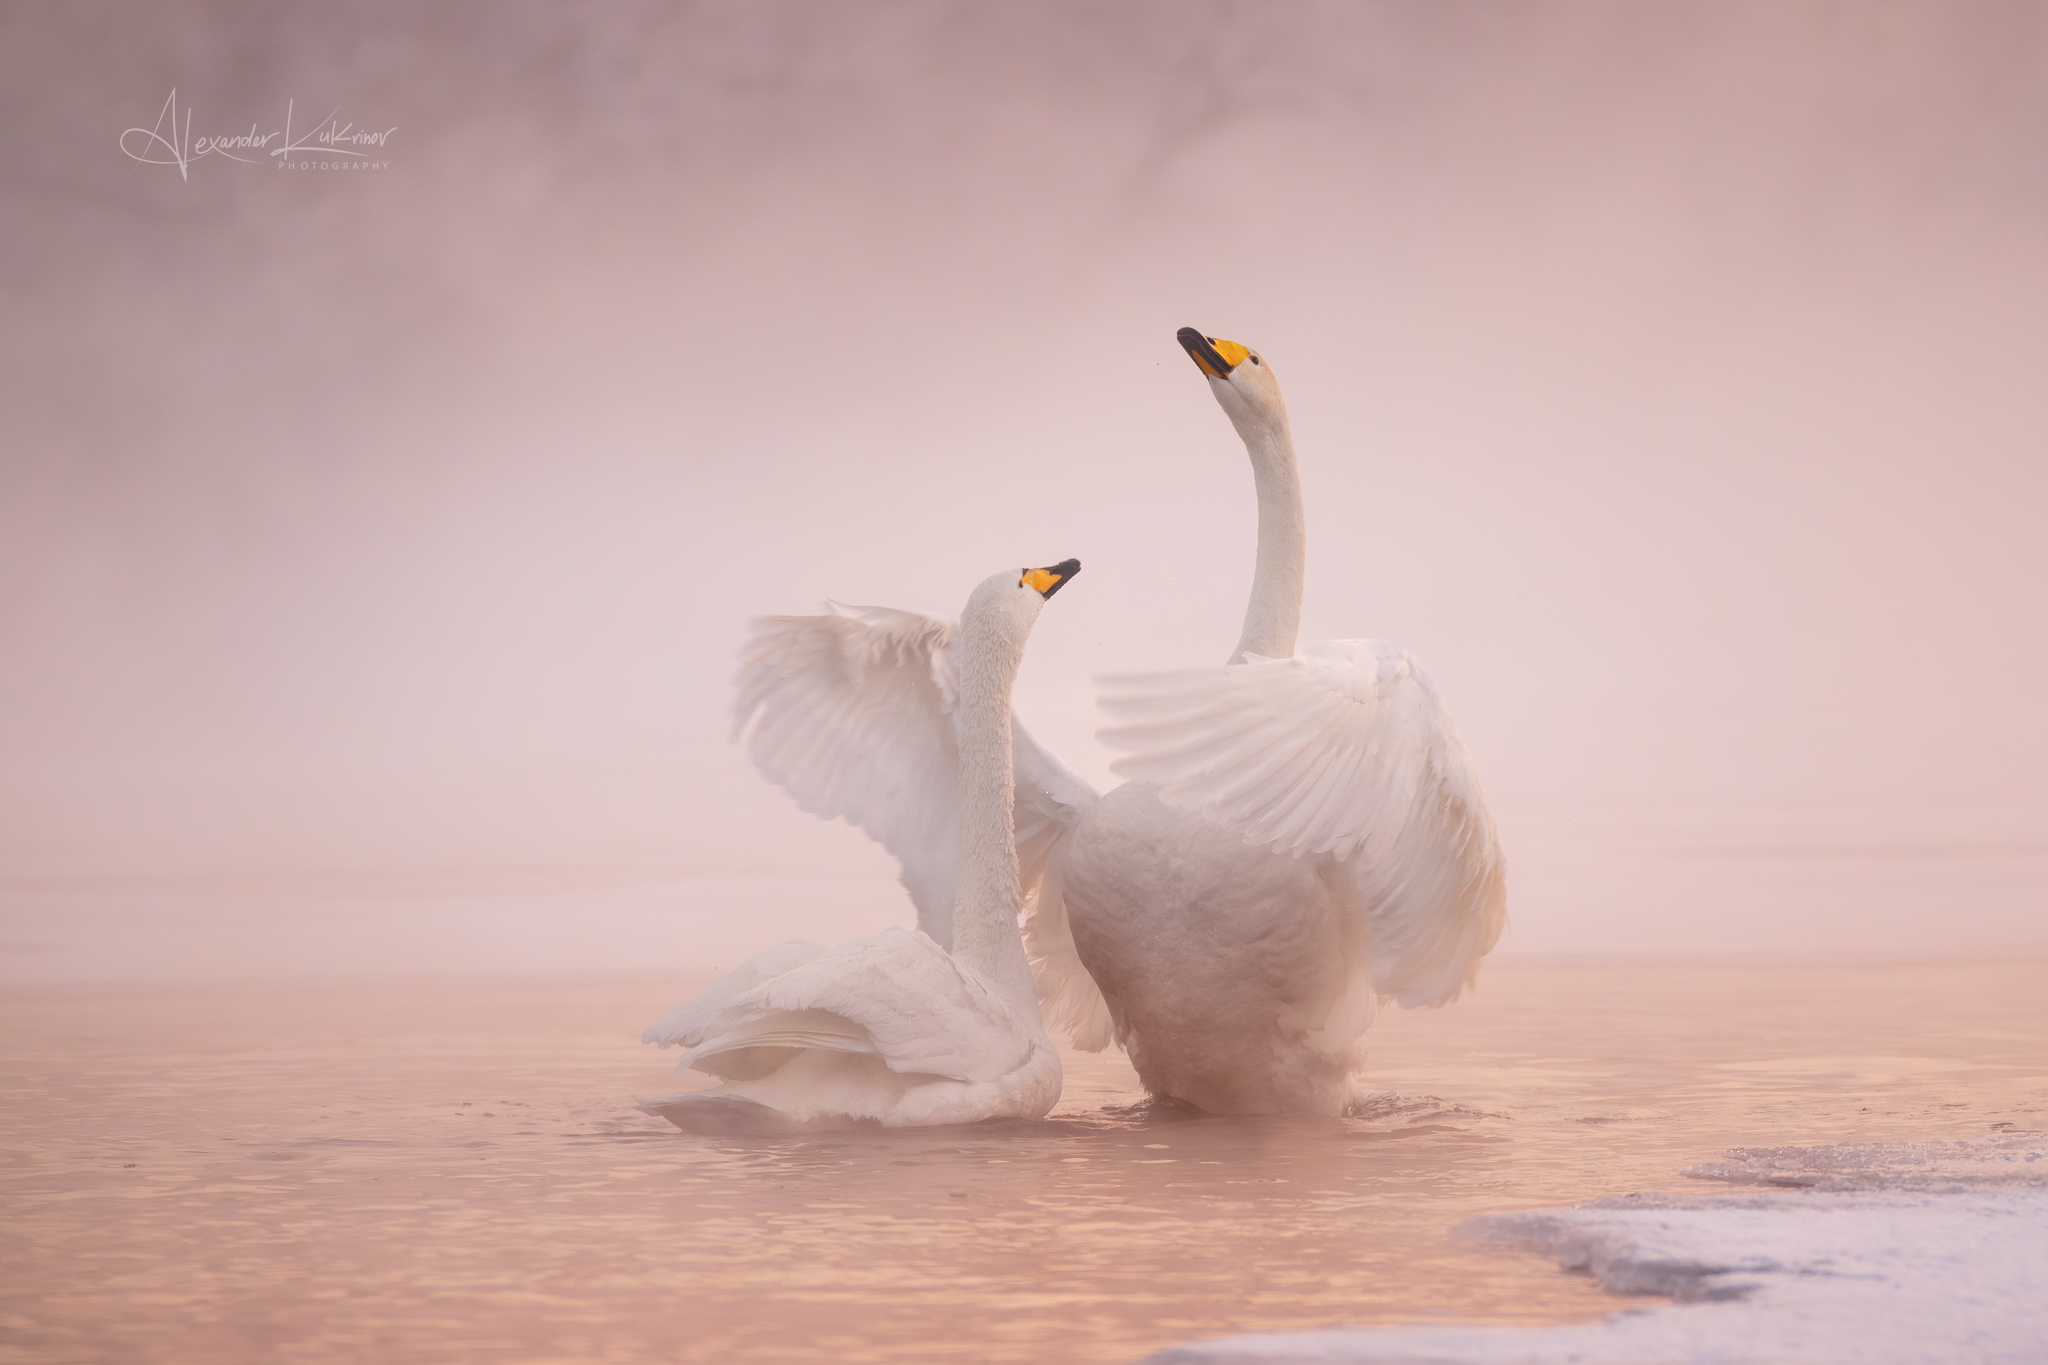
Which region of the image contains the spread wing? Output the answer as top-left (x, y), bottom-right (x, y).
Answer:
top-left (735, 602), bottom-right (1100, 967)
top-left (1098, 639), bottom-right (1505, 1008)
top-left (736, 603), bottom-right (961, 939)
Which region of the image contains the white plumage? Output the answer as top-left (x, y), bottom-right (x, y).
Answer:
top-left (733, 604), bottom-right (964, 943)
top-left (1028, 328), bottom-right (1506, 1114)
top-left (641, 929), bottom-right (1046, 1129)
top-left (638, 565), bottom-right (1082, 1132)
top-left (1096, 639), bottom-right (1503, 1009)
top-left (730, 602), bottom-right (1097, 951)
top-left (714, 327), bottom-right (1505, 1117)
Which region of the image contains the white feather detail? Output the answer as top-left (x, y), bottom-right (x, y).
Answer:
top-left (735, 604), bottom-right (962, 936)
top-left (1098, 639), bottom-right (1506, 1008)
top-left (1012, 725), bottom-right (1111, 1050)
top-left (640, 929), bottom-right (1061, 1127)
top-left (1021, 855), bottom-right (1115, 1052)
top-left (644, 929), bottom-right (1036, 1085)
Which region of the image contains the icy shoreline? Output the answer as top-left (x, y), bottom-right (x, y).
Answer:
top-left (1144, 1136), bottom-right (2048, 1365)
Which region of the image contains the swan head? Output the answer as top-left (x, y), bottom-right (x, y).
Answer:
top-left (962, 559), bottom-right (1081, 645)
top-left (1176, 326), bottom-right (1287, 441)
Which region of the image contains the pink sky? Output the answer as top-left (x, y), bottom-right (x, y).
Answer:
top-left (2, 3), bottom-right (2044, 976)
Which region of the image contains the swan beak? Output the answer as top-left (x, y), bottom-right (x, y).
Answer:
top-left (1177, 327), bottom-right (1249, 379)
top-left (1022, 559), bottom-right (1080, 599)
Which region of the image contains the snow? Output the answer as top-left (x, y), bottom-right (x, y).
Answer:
top-left (1142, 1135), bottom-right (2048, 1365)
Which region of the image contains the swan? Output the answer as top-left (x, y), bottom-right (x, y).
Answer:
top-left (637, 560), bottom-right (1082, 1132)
top-left (1034, 329), bottom-right (1507, 1115)
top-left (732, 328), bottom-right (1503, 1117)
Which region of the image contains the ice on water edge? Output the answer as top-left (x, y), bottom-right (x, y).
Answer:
top-left (1144, 1133), bottom-right (2048, 1365)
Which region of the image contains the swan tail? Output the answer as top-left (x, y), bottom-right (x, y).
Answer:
top-left (674, 1007), bottom-right (881, 1079)
top-left (646, 928), bottom-right (1039, 1085)
top-left (642, 940), bottom-right (834, 1050)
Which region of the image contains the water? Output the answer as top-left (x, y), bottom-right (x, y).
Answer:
top-left (3, 958), bottom-right (2042, 1363)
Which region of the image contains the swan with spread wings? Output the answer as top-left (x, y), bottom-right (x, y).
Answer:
top-left (733, 330), bottom-right (1504, 1115)
top-left (639, 562), bottom-right (1082, 1132)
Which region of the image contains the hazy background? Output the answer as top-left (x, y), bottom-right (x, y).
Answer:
top-left (3, 1), bottom-right (2043, 982)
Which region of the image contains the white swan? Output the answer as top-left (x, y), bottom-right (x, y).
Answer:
top-left (638, 561), bottom-right (1082, 1132)
top-left (1032, 329), bottom-right (1506, 1115)
top-left (731, 329), bottom-right (1503, 1117)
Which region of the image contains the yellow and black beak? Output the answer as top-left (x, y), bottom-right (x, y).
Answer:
top-left (1177, 326), bottom-right (1250, 379)
top-left (1021, 558), bottom-right (1080, 599)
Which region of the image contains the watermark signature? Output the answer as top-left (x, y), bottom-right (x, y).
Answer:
top-left (120, 90), bottom-right (397, 180)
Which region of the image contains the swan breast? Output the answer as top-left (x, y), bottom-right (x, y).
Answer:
top-left (1057, 783), bottom-right (1361, 1114)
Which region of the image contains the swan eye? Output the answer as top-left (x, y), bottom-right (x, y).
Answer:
top-left (1249, 355), bottom-right (1261, 365)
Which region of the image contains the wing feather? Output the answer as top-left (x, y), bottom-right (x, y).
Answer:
top-left (734, 601), bottom-right (1101, 989)
top-left (1011, 709), bottom-right (1112, 1050)
top-left (646, 928), bottom-right (1035, 1083)
top-left (734, 604), bottom-right (963, 939)
top-left (1099, 639), bottom-right (1505, 1008)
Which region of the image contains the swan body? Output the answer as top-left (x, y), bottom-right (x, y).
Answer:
top-left (639, 562), bottom-right (1081, 1132)
top-left (1058, 782), bottom-right (1365, 1113)
top-left (1032, 331), bottom-right (1505, 1115)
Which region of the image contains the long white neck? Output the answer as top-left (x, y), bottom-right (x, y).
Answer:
top-left (948, 592), bottom-right (1042, 1021)
top-left (1231, 417), bottom-right (1305, 664)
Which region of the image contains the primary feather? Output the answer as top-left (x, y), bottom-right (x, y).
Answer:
top-left (735, 604), bottom-right (964, 939)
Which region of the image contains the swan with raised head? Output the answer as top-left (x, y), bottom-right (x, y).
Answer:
top-left (1033, 330), bottom-right (1506, 1115)
top-left (733, 328), bottom-right (1503, 1117)
top-left (639, 560), bottom-right (1081, 1132)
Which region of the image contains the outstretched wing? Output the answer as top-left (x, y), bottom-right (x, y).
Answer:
top-left (735, 603), bottom-right (962, 938)
top-left (735, 602), bottom-right (1100, 963)
top-left (1098, 639), bottom-right (1505, 1009)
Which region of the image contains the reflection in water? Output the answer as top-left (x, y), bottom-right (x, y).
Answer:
top-left (2, 958), bottom-right (2043, 1362)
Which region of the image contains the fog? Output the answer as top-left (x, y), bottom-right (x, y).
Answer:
top-left (3, 2), bottom-right (2044, 979)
